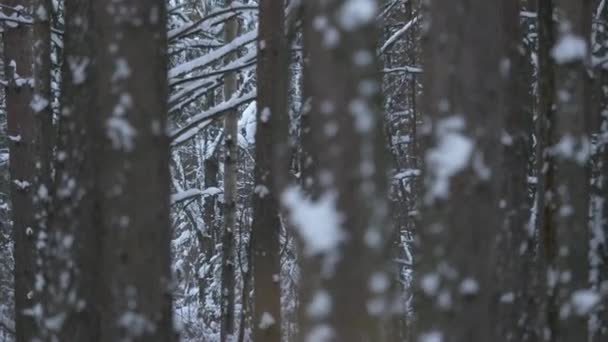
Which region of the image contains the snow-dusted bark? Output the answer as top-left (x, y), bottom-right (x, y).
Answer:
top-left (415, 0), bottom-right (506, 341)
top-left (495, 1), bottom-right (538, 341)
top-left (92, 0), bottom-right (174, 340)
top-left (220, 4), bottom-right (238, 340)
top-left (295, 1), bottom-right (392, 341)
top-left (250, 0), bottom-right (288, 341)
top-left (3, 0), bottom-right (52, 339)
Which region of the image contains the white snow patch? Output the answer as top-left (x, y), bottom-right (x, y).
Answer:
top-left (369, 272), bottom-right (389, 293)
top-left (418, 330), bottom-right (443, 342)
top-left (258, 312), bottom-right (276, 330)
top-left (338, 0), bottom-right (377, 31)
top-left (118, 311), bottom-right (156, 337)
top-left (30, 94), bottom-right (49, 113)
top-left (571, 289), bottom-right (600, 315)
top-left (112, 58), bottom-right (131, 82)
top-left (67, 57), bottom-right (90, 85)
top-left (254, 185), bottom-right (270, 198)
top-left (459, 278), bottom-right (479, 296)
top-left (282, 186), bottom-right (344, 256)
top-left (306, 324), bottom-right (334, 342)
top-left (14, 180), bottom-right (31, 190)
top-left (551, 34), bottom-right (587, 64)
top-left (425, 116), bottom-right (473, 200)
top-left (420, 273), bottom-right (440, 296)
top-left (107, 117), bottom-right (137, 152)
top-left (349, 98), bottom-right (374, 132)
top-left (307, 290), bottom-right (331, 318)
top-left (260, 107), bottom-right (271, 123)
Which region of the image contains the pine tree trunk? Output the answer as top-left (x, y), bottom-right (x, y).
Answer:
top-left (44, 0), bottom-right (99, 339)
top-left (92, 1), bottom-right (174, 340)
top-left (220, 9), bottom-right (238, 342)
top-left (298, 1), bottom-right (391, 341)
top-left (3, 1), bottom-right (52, 339)
top-left (414, 0), bottom-right (505, 340)
top-left (495, 0), bottom-right (537, 340)
top-left (251, 0), bottom-right (288, 340)
top-left (551, 1), bottom-right (593, 340)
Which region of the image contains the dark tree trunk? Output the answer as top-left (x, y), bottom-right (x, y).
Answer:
top-left (414, 0), bottom-right (505, 341)
top-left (44, 0), bottom-right (99, 340)
top-left (92, 1), bottom-right (174, 340)
top-left (3, 1), bottom-right (52, 339)
top-left (297, 1), bottom-right (391, 341)
top-left (251, 0), bottom-right (288, 341)
top-left (550, 1), bottom-right (593, 341)
top-left (220, 7), bottom-right (238, 341)
top-left (495, 0), bottom-right (538, 341)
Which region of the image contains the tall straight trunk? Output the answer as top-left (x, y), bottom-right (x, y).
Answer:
top-left (495, 0), bottom-right (537, 341)
top-left (44, 0), bottom-right (99, 340)
top-left (414, 0), bottom-right (504, 341)
top-left (220, 9), bottom-right (238, 342)
top-left (536, 0), bottom-right (558, 337)
top-left (297, 1), bottom-right (391, 341)
top-left (550, 1), bottom-right (593, 340)
top-left (251, 0), bottom-right (288, 341)
top-left (3, 1), bottom-right (52, 339)
top-left (591, 3), bottom-right (608, 340)
top-left (92, 1), bottom-right (174, 340)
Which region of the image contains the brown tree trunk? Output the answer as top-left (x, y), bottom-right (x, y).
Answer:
top-left (414, 0), bottom-right (504, 341)
top-left (550, 1), bottom-right (593, 340)
top-left (3, 1), bottom-right (52, 339)
top-left (220, 8), bottom-right (238, 342)
top-left (495, 0), bottom-right (537, 341)
top-left (44, 0), bottom-right (99, 340)
top-left (536, 0), bottom-right (558, 338)
top-left (251, 0), bottom-right (288, 341)
top-left (93, 1), bottom-right (174, 340)
top-left (296, 1), bottom-right (391, 341)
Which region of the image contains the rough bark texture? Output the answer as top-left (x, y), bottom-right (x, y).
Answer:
top-left (220, 9), bottom-right (237, 342)
top-left (536, 0), bottom-right (558, 337)
top-left (251, 0), bottom-right (287, 341)
top-left (3, 0), bottom-right (53, 339)
top-left (93, 1), bottom-right (174, 340)
top-left (414, 0), bottom-right (504, 341)
top-left (495, 0), bottom-right (537, 341)
top-left (299, 1), bottom-right (391, 341)
top-left (44, 0), bottom-right (99, 340)
top-left (550, 1), bottom-right (593, 341)
top-left (592, 3), bottom-right (608, 340)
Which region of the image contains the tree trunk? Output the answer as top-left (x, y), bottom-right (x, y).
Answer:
top-left (220, 8), bottom-right (238, 342)
top-left (550, 1), bottom-right (593, 340)
top-left (297, 1), bottom-right (391, 341)
top-left (536, 0), bottom-right (558, 337)
top-left (495, 0), bottom-right (537, 341)
top-left (93, 1), bottom-right (174, 340)
top-left (44, 0), bottom-right (99, 340)
top-left (414, 0), bottom-right (504, 341)
top-left (3, 1), bottom-right (52, 339)
top-left (251, 0), bottom-right (288, 341)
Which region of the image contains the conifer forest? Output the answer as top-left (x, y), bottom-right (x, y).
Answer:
top-left (0, 0), bottom-right (608, 341)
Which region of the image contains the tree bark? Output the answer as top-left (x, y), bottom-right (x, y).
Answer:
top-left (550, 1), bottom-right (593, 340)
top-left (298, 1), bottom-right (391, 341)
top-left (220, 7), bottom-right (238, 342)
top-left (251, 0), bottom-right (288, 341)
top-left (93, 1), bottom-right (174, 340)
top-left (44, 0), bottom-right (99, 340)
top-left (495, 0), bottom-right (538, 341)
top-left (3, 1), bottom-right (52, 339)
top-left (414, 0), bottom-right (505, 341)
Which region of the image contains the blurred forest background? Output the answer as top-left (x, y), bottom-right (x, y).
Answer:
top-left (0, 0), bottom-right (607, 341)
